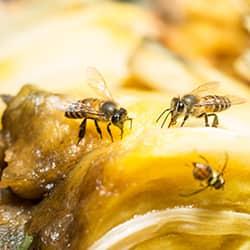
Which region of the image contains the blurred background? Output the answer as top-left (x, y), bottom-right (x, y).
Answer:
top-left (0, 0), bottom-right (249, 96)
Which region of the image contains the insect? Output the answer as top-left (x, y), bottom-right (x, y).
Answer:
top-left (156, 82), bottom-right (245, 128)
top-left (65, 67), bottom-right (132, 144)
top-left (180, 153), bottom-right (228, 197)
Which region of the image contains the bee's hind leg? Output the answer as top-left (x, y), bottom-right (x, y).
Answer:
top-left (78, 118), bottom-right (87, 144)
top-left (207, 114), bottom-right (219, 127)
top-left (94, 120), bottom-right (103, 139)
top-left (197, 113), bottom-right (209, 127)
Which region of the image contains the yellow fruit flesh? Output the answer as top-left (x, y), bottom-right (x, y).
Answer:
top-left (26, 93), bottom-right (250, 249)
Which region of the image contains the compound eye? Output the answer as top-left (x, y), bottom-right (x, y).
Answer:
top-left (178, 102), bottom-right (185, 112)
top-left (111, 113), bottom-right (120, 124)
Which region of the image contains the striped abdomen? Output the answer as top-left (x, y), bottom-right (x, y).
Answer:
top-left (65, 98), bottom-right (103, 119)
top-left (193, 163), bottom-right (213, 181)
top-left (199, 95), bottom-right (231, 113)
top-left (65, 110), bottom-right (86, 119)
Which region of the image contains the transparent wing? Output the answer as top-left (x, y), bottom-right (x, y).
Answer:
top-left (195, 95), bottom-right (246, 107)
top-left (194, 98), bottom-right (215, 107)
top-left (66, 101), bottom-right (85, 113)
top-left (190, 81), bottom-right (220, 96)
top-left (47, 96), bottom-right (76, 111)
top-left (224, 95), bottom-right (246, 105)
top-left (86, 67), bottom-right (113, 100)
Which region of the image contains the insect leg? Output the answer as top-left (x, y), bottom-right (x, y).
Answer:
top-left (197, 113), bottom-right (209, 127)
top-left (160, 110), bottom-right (172, 128)
top-left (94, 120), bottom-right (103, 139)
top-left (180, 114), bottom-right (189, 127)
top-left (198, 155), bottom-right (209, 164)
top-left (128, 118), bottom-right (133, 129)
top-left (179, 185), bottom-right (210, 197)
top-left (120, 126), bottom-right (124, 140)
top-left (78, 118), bottom-right (87, 144)
top-left (207, 114), bottom-right (219, 127)
top-left (220, 152), bottom-right (229, 175)
top-left (107, 122), bottom-right (114, 142)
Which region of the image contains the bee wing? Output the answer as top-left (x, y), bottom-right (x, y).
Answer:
top-left (66, 101), bottom-right (84, 112)
top-left (86, 67), bottom-right (114, 101)
top-left (224, 95), bottom-right (246, 105)
top-left (190, 81), bottom-right (220, 96)
top-left (194, 95), bottom-right (246, 107)
top-left (193, 98), bottom-right (215, 107)
top-left (46, 96), bottom-right (77, 111)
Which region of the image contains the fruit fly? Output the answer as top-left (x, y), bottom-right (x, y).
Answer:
top-left (65, 67), bottom-right (132, 143)
top-left (156, 82), bottom-right (245, 128)
top-left (180, 153), bottom-right (228, 197)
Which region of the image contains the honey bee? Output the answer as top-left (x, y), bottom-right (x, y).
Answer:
top-left (65, 67), bottom-right (132, 143)
top-left (180, 153), bottom-right (228, 197)
top-left (156, 82), bottom-right (245, 128)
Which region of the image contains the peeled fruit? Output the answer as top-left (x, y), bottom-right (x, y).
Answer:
top-left (26, 89), bottom-right (250, 249)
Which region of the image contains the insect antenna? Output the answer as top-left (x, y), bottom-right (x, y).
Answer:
top-left (161, 110), bottom-right (172, 128)
top-left (220, 152), bottom-right (229, 176)
top-left (179, 185), bottom-right (210, 197)
top-left (198, 155), bottom-right (209, 164)
top-left (184, 163), bottom-right (191, 168)
top-left (156, 108), bottom-right (170, 123)
top-left (127, 118), bottom-right (133, 129)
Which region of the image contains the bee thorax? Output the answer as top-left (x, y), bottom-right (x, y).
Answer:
top-left (101, 101), bottom-right (117, 118)
top-left (208, 172), bottom-right (224, 189)
top-left (182, 94), bottom-right (199, 106)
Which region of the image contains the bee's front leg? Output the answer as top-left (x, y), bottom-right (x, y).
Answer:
top-left (180, 114), bottom-right (189, 127)
top-left (120, 126), bottom-right (124, 140)
top-left (107, 122), bottom-right (114, 142)
top-left (128, 118), bottom-right (133, 129)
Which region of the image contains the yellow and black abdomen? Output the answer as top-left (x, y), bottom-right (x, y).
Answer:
top-left (65, 110), bottom-right (86, 119)
top-left (65, 98), bottom-right (104, 119)
top-left (200, 95), bottom-right (231, 113)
